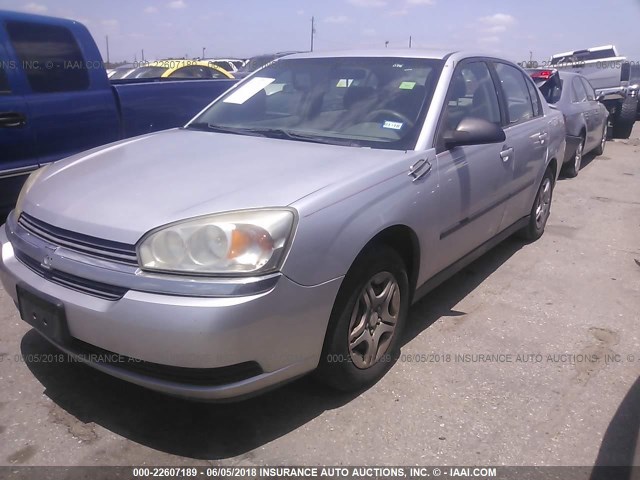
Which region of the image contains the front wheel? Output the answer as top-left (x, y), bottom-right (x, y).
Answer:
top-left (315, 246), bottom-right (409, 391)
top-left (519, 167), bottom-right (554, 241)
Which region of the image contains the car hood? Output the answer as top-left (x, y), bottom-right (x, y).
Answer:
top-left (22, 128), bottom-right (405, 244)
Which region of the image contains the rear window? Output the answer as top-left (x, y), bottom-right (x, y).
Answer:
top-left (6, 21), bottom-right (90, 93)
top-left (551, 48), bottom-right (617, 65)
top-left (537, 77), bottom-right (563, 104)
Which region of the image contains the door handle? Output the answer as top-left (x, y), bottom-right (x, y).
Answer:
top-left (0, 112), bottom-right (27, 128)
top-left (537, 132), bottom-right (549, 145)
top-left (408, 158), bottom-right (432, 182)
top-left (500, 147), bottom-right (514, 162)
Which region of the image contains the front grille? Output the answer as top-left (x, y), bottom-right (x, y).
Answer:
top-left (18, 213), bottom-right (138, 266)
top-left (15, 250), bottom-right (128, 301)
top-left (70, 338), bottom-right (263, 386)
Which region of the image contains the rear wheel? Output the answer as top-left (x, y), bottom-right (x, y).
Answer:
top-left (315, 245), bottom-right (409, 391)
top-left (563, 138), bottom-right (583, 178)
top-left (593, 123), bottom-right (607, 156)
top-left (519, 167), bottom-right (554, 241)
top-left (612, 96), bottom-right (637, 139)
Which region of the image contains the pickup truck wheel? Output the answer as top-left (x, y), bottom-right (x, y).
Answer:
top-left (612, 96), bottom-right (638, 139)
top-left (593, 124), bottom-right (607, 156)
top-left (519, 167), bottom-right (554, 241)
top-left (315, 245), bottom-right (409, 391)
top-left (563, 138), bottom-right (583, 178)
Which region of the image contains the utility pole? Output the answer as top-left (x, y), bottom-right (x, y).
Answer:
top-left (106, 35), bottom-right (110, 64)
top-left (202, 47), bottom-right (206, 59)
top-left (141, 49), bottom-right (145, 62)
top-left (310, 16), bottom-right (316, 52)
top-left (385, 40), bottom-right (389, 48)
top-left (409, 36), bottom-right (412, 48)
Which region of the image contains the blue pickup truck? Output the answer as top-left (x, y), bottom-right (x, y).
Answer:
top-left (0, 10), bottom-right (236, 213)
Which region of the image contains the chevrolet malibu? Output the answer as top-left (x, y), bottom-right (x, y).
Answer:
top-left (0, 50), bottom-right (565, 400)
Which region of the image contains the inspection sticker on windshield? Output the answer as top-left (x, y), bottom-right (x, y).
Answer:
top-left (382, 121), bottom-right (403, 130)
top-left (399, 81), bottom-right (416, 90)
top-left (223, 77), bottom-right (275, 104)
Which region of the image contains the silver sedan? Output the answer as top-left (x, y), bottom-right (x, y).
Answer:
top-left (1, 50), bottom-right (565, 400)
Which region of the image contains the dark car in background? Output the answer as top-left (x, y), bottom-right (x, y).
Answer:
top-left (528, 69), bottom-right (608, 177)
top-left (0, 10), bottom-right (236, 215)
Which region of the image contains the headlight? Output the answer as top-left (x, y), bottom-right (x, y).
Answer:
top-left (137, 209), bottom-right (296, 275)
top-left (15, 167), bottom-right (47, 218)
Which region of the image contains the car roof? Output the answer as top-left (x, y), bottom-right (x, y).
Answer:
top-left (286, 49), bottom-right (457, 60)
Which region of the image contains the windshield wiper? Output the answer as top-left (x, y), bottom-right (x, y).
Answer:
top-left (242, 128), bottom-right (357, 146)
top-left (186, 123), bottom-right (267, 137)
top-left (187, 124), bottom-right (358, 146)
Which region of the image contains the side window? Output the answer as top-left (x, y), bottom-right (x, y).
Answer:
top-left (0, 65), bottom-right (10, 93)
top-left (494, 62), bottom-right (534, 124)
top-left (581, 77), bottom-right (595, 101)
top-left (524, 75), bottom-right (542, 117)
top-left (572, 78), bottom-right (588, 103)
top-left (438, 61), bottom-right (501, 143)
top-left (6, 21), bottom-right (89, 93)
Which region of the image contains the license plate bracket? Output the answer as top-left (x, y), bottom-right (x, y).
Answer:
top-left (17, 284), bottom-right (70, 346)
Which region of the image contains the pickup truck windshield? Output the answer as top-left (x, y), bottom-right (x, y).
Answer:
top-left (189, 57), bottom-right (444, 150)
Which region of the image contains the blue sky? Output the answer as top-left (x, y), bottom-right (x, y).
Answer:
top-left (1, 0), bottom-right (639, 64)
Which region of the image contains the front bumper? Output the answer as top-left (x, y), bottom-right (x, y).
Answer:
top-left (0, 221), bottom-right (342, 400)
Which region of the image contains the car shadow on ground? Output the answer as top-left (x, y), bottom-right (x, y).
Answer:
top-left (590, 376), bottom-right (640, 479)
top-left (20, 236), bottom-right (525, 460)
top-left (557, 151), bottom-right (602, 181)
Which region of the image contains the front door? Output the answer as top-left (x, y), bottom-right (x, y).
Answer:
top-left (432, 60), bottom-right (511, 274)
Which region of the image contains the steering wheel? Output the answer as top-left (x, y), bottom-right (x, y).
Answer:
top-left (363, 109), bottom-right (414, 128)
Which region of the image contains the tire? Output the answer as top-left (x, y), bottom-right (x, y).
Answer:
top-left (563, 137), bottom-right (584, 178)
top-left (612, 96), bottom-right (638, 139)
top-left (315, 245), bottom-right (410, 391)
top-left (519, 167), bottom-right (554, 241)
top-left (593, 123), bottom-right (607, 156)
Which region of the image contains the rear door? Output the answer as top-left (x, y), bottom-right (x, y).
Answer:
top-left (0, 30), bottom-right (37, 212)
top-left (580, 76), bottom-right (606, 147)
top-left (491, 62), bottom-right (548, 230)
top-left (432, 60), bottom-right (510, 272)
top-left (571, 77), bottom-right (595, 149)
top-left (4, 19), bottom-right (120, 165)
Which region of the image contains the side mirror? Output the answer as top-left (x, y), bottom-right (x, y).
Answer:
top-left (443, 117), bottom-right (506, 149)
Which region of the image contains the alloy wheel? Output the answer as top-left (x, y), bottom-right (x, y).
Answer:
top-left (574, 141), bottom-right (583, 173)
top-left (348, 271), bottom-right (400, 369)
top-left (535, 177), bottom-right (552, 230)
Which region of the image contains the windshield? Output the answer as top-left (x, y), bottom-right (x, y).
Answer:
top-left (189, 56), bottom-right (443, 150)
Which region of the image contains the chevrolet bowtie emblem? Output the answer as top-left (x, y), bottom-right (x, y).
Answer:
top-left (41, 255), bottom-right (53, 270)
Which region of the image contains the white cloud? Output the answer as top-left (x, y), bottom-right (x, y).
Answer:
top-left (407, 0), bottom-right (435, 5)
top-left (144, 6), bottom-right (158, 13)
top-left (23, 2), bottom-right (48, 13)
top-left (325, 15), bottom-right (350, 23)
top-left (476, 13), bottom-right (515, 41)
top-left (479, 35), bottom-right (500, 44)
top-left (478, 13), bottom-right (516, 29)
top-left (348, 0), bottom-right (387, 7)
top-left (362, 27), bottom-right (376, 36)
top-left (101, 19), bottom-right (119, 28)
top-left (389, 8), bottom-right (409, 16)
top-left (297, 9), bottom-right (305, 15)
top-left (167, 0), bottom-right (187, 9)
